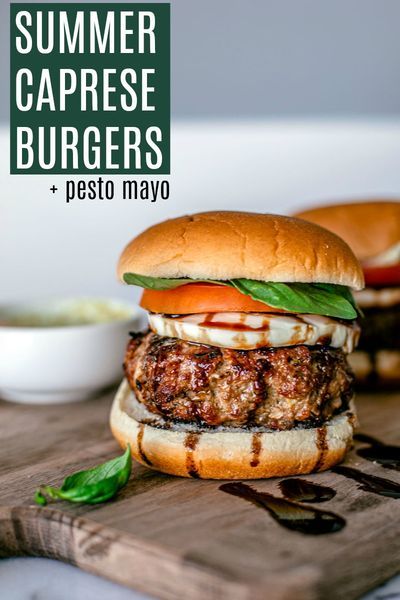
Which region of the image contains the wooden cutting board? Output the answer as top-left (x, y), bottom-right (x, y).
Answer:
top-left (1, 389), bottom-right (400, 600)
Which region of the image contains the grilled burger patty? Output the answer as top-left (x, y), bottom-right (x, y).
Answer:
top-left (124, 331), bottom-right (354, 430)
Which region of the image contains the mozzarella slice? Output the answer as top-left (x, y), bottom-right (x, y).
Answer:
top-left (148, 312), bottom-right (359, 353)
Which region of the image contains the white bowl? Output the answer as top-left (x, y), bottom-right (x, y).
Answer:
top-left (0, 298), bottom-right (143, 404)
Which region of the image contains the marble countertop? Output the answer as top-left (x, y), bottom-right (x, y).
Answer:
top-left (0, 558), bottom-right (151, 600)
top-left (0, 557), bottom-right (399, 600)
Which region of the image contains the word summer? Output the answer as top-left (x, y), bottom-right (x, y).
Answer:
top-left (15, 10), bottom-right (156, 55)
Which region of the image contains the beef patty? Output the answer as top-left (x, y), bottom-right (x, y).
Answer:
top-left (124, 332), bottom-right (354, 430)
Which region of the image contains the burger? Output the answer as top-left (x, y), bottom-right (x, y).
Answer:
top-left (295, 201), bottom-right (400, 386)
top-left (110, 211), bottom-right (363, 479)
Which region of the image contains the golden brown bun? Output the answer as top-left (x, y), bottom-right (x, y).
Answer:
top-left (110, 379), bottom-right (356, 480)
top-left (349, 350), bottom-right (400, 387)
top-left (118, 211), bottom-right (364, 290)
top-left (295, 200), bottom-right (400, 261)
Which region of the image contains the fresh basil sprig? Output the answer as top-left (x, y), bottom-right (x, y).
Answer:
top-left (34, 445), bottom-right (132, 506)
top-left (123, 273), bottom-right (358, 319)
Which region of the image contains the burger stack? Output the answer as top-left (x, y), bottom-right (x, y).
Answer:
top-left (110, 211), bottom-right (364, 479)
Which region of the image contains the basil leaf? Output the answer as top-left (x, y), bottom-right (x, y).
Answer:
top-left (313, 283), bottom-right (356, 307)
top-left (123, 273), bottom-right (231, 290)
top-left (313, 283), bottom-right (362, 317)
top-left (34, 489), bottom-right (47, 505)
top-left (34, 445), bottom-right (132, 506)
top-left (231, 280), bottom-right (357, 319)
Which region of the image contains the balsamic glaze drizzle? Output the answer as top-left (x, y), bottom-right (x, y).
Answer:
top-left (184, 433), bottom-right (200, 478)
top-left (355, 433), bottom-right (400, 472)
top-left (220, 482), bottom-right (345, 534)
top-left (333, 465), bottom-right (400, 499)
top-left (279, 478), bottom-right (336, 503)
top-left (137, 424), bottom-right (153, 466)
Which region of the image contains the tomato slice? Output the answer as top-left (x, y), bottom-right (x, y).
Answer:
top-left (140, 283), bottom-right (289, 314)
top-left (363, 264), bottom-right (400, 286)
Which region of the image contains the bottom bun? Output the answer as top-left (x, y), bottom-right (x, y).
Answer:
top-left (349, 350), bottom-right (400, 387)
top-left (110, 379), bottom-right (356, 480)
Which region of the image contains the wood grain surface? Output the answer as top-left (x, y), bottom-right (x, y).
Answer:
top-left (0, 389), bottom-right (400, 600)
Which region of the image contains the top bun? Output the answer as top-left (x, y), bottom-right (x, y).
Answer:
top-left (295, 200), bottom-right (400, 262)
top-left (118, 211), bottom-right (364, 290)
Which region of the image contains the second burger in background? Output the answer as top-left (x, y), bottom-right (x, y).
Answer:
top-left (110, 211), bottom-right (363, 479)
top-left (296, 200), bottom-right (400, 386)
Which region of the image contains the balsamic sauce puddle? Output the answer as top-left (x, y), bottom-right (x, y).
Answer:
top-left (354, 433), bottom-right (400, 472)
top-left (219, 482), bottom-right (345, 534)
top-left (279, 478), bottom-right (336, 503)
top-left (333, 466), bottom-right (400, 499)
